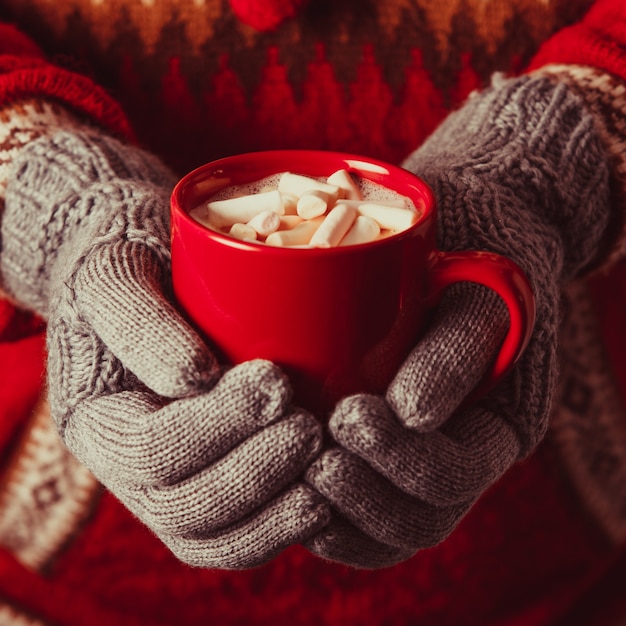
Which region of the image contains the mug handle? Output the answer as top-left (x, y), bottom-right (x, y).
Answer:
top-left (427, 250), bottom-right (536, 405)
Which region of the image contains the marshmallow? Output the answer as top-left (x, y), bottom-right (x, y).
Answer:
top-left (281, 193), bottom-right (299, 215)
top-left (339, 215), bottom-right (381, 246)
top-left (278, 172), bottom-right (341, 202)
top-left (297, 190), bottom-right (332, 219)
top-left (195, 170), bottom-right (419, 248)
top-left (336, 200), bottom-right (418, 231)
top-left (309, 204), bottom-right (357, 248)
top-left (336, 198), bottom-right (407, 210)
top-left (279, 215), bottom-right (304, 229)
top-left (228, 223), bottom-right (258, 241)
top-left (327, 169), bottom-right (363, 201)
top-left (246, 210), bottom-right (281, 236)
top-left (265, 217), bottom-right (324, 247)
top-left (207, 189), bottom-right (284, 228)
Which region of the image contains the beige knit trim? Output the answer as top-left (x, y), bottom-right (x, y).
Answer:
top-left (0, 98), bottom-right (87, 199)
top-left (550, 278), bottom-right (626, 544)
top-left (0, 396), bottom-right (101, 572)
top-left (0, 99), bottom-right (89, 297)
top-left (534, 64), bottom-right (626, 268)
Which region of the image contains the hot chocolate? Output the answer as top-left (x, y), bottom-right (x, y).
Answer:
top-left (189, 169), bottom-right (420, 248)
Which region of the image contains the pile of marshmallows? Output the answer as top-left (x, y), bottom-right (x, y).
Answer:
top-left (191, 169), bottom-right (420, 248)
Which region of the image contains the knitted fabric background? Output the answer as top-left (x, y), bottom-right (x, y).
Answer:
top-left (0, 0), bottom-right (595, 172)
top-left (0, 1), bottom-right (625, 625)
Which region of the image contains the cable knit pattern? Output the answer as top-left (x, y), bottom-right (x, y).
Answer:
top-left (0, 1), bottom-right (625, 622)
top-left (305, 73), bottom-right (613, 567)
top-left (0, 99), bottom-right (86, 199)
top-left (533, 63), bottom-right (626, 267)
top-left (406, 75), bottom-right (610, 273)
top-left (402, 73), bottom-right (611, 451)
top-left (1, 130), bottom-right (175, 313)
top-left (0, 129), bottom-right (330, 569)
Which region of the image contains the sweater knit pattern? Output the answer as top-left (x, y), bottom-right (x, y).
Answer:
top-left (1, 1), bottom-right (626, 625)
top-left (535, 63), bottom-right (626, 268)
top-left (0, 0), bottom-right (596, 171)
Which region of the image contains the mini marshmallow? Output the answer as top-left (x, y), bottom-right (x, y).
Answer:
top-left (336, 198), bottom-right (407, 210)
top-left (327, 169), bottom-right (363, 201)
top-left (297, 190), bottom-right (332, 220)
top-left (195, 170), bottom-right (418, 248)
top-left (339, 215), bottom-right (381, 246)
top-left (246, 210), bottom-right (281, 236)
top-left (281, 193), bottom-right (299, 215)
top-left (207, 189), bottom-right (284, 228)
top-left (341, 201), bottom-right (418, 231)
top-left (309, 204), bottom-right (357, 248)
top-left (265, 217), bottom-right (323, 247)
top-left (279, 215), bottom-right (304, 229)
top-left (229, 223), bottom-right (258, 241)
top-left (278, 172), bottom-right (341, 202)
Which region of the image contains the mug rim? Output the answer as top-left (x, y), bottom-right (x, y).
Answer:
top-left (170, 149), bottom-right (436, 256)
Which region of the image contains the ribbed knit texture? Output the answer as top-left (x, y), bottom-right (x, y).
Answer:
top-left (0, 1), bottom-right (626, 624)
top-left (0, 74), bottom-right (613, 571)
top-left (2, 130), bottom-right (174, 314)
top-left (404, 73), bottom-right (611, 449)
top-left (305, 73), bottom-right (612, 567)
top-left (1, 129), bottom-right (330, 568)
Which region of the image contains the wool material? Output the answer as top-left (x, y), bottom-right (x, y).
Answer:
top-left (2, 129), bottom-right (330, 569)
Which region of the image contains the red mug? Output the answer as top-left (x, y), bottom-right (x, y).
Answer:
top-left (170, 151), bottom-right (535, 414)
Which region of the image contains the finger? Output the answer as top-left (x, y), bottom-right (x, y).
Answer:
top-left (387, 282), bottom-right (509, 431)
top-left (62, 360), bottom-right (292, 486)
top-left (115, 411), bottom-right (323, 536)
top-left (304, 513), bottom-right (415, 569)
top-left (161, 485), bottom-right (330, 570)
top-left (306, 448), bottom-right (468, 549)
top-left (329, 394), bottom-right (520, 506)
top-left (73, 237), bottom-right (218, 398)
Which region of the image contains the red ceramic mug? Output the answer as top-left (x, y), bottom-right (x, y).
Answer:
top-left (170, 151), bottom-right (535, 414)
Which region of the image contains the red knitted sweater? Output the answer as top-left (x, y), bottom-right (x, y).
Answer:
top-left (0, 1), bottom-right (626, 625)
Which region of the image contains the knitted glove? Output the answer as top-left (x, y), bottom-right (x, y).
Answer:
top-left (305, 73), bottom-right (614, 568)
top-left (0, 129), bottom-right (329, 569)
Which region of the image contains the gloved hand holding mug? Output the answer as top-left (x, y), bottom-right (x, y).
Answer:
top-left (0, 128), bottom-right (330, 569)
top-left (305, 74), bottom-right (615, 568)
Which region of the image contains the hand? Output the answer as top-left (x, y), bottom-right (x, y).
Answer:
top-left (2, 130), bottom-right (329, 569)
top-left (305, 73), bottom-right (614, 568)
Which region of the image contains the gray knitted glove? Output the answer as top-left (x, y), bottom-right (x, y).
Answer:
top-left (0, 129), bottom-right (329, 569)
top-left (305, 74), bottom-right (615, 568)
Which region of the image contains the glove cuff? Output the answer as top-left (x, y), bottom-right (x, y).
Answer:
top-left (1, 129), bottom-right (177, 315)
top-left (403, 73), bottom-right (612, 284)
top-left (402, 74), bottom-right (613, 454)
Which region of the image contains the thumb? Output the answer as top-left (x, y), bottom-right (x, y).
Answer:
top-left (73, 238), bottom-right (218, 398)
top-left (387, 282), bottom-right (509, 431)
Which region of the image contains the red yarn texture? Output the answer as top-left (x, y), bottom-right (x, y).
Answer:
top-left (228, 0), bottom-right (308, 31)
top-left (1, 0), bottom-right (626, 624)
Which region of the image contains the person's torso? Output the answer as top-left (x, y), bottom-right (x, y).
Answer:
top-left (0, 0), bottom-right (594, 173)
